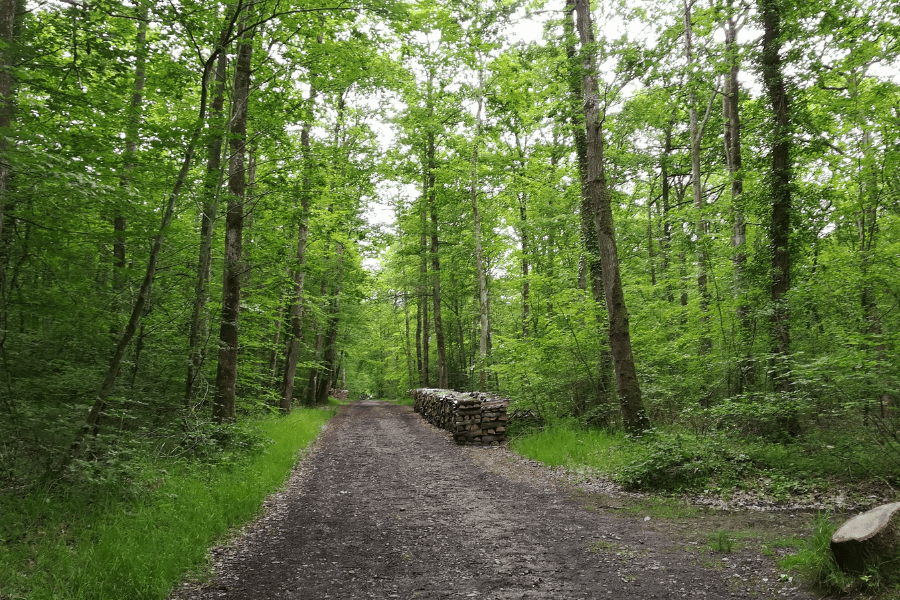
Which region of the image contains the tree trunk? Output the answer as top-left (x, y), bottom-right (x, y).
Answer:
top-left (470, 71), bottom-right (490, 392)
top-left (0, 0), bottom-right (24, 317)
top-left (565, 0), bottom-right (613, 412)
top-left (831, 502), bottom-right (900, 574)
top-left (280, 86), bottom-right (316, 413)
top-left (112, 9), bottom-right (147, 334)
top-left (684, 0), bottom-right (712, 354)
top-left (315, 244), bottom-right (344, 404)
top-left (419, 193), bottom-right (430, 387)
top-left (428, 130), bottom-right (449, 389)
top-left (403, 284), bottom-right (415, 388)
top-left (572, 0), bottom-right (650, 434)
top-left (185, 51), bottom-right (228, 406)
top-left (305, 280), bottom-right (327, 406)
top-left (759, 0), bottom-right (793, 395)
top-left (213, 10), bottom-right (254, 423)
top-left (70, 5), bottom-right (244, 456)
top-left (723, 0), bottom-right (752, 390)
top-left (661, 113), bottom-right (676, 304)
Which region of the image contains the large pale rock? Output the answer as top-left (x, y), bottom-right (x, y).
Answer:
top-left (830, 502), bottom-right (900, 573)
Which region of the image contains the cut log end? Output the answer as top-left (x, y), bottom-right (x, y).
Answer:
top-left (830, 502), bottom-right (900, 573)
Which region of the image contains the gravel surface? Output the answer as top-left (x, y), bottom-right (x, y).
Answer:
top-left (168, 400), bottom-right (820, 600)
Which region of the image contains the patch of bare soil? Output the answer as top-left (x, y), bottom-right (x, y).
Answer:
top-left (169, 401), bottom-right (827, 600)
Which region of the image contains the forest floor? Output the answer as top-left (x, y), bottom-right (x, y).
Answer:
top-left (167, 400), bottom-right (845, 600)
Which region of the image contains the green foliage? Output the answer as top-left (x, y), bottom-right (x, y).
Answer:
top-left (681, 391), bottom-right (804, 442)
top-left (778, 513), bottom-right (855, 593)
top-left (615, 433), bottom-right (755, 491)
top-left (0, 408), bottom-right (333, 600)
top-left (509, 422), bottom-right (641, 474)
top-left (173, 419), bottom-right (272, 464)
top-left (779, 513), bottom-right (900, 596)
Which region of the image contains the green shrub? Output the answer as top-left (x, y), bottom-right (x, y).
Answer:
top-left (615, 433), bottom-right (755, 491)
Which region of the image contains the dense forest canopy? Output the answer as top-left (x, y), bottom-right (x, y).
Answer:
top-left (1, 0), bottom-right (898, 486)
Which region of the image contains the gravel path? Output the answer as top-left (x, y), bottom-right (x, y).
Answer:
top-left (169, 401), bottom-right (817, 600)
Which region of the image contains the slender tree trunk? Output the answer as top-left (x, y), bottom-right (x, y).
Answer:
top-left (661, 114), bottom-right (675, 304)
top-left (428, 131), bottom-right (449, 389)
top-left (112, 9), bottom-right (147, 334)
top-left (723, 1), bottom-right (752, 390)
top-left (419, 195), bottom-right (430, 387)
top-left (305, 278), bottom-right (327, 405)
top-left (565, 0), bottom-right (612, 408)
top-left (470, 71), bottom-right (490, 392)
top-left (415, 280), bottom-right (423, 383)
top-left (647, 195), bottom-right (656, 287)
top-left (0, 0), bottom-right (24, 338)
top-left (514, 134), bottom-right (530, 339)
top-left (403, 286), bottom-right (415, 388)
top-left (759, 0), bottom-right (793, 394)
top-left (268, 286), bottom-right (285, 381)
top-left (572, 0), bottom-right (650, 434)
top-left (185, 51), bottom-right (228, 406)
top-left (684, 0), bottom-right (712, 354)
top-left (519, 189), bottom-right (530, 339)
top-left (280, 87), bottom-right (316, 412)
top-left (0, 0), bottom-right (23, 248)
top-left (70, 6), bottom-right (243, 454)
top-left (315, 244), bottom-right (344, 404)
top-left (213, 11), bottom-right (254, 423)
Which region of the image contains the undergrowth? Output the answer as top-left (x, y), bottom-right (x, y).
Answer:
top-left (0, 407), bottom-right (334, 600)
top-left (508, 421), bottom-right (642, 476)
top-left (510, 421), bottom-right (898, 499)
top-left (778, 512), bottom-right (900, 596)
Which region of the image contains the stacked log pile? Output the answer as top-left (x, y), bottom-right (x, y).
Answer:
top-left (412, 388), bottom-right (509, 446)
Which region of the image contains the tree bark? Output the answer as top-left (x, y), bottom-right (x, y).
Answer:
top-left (723, 0), bottom-right (753, 390)
top-left (315, 244), bottom-right (344, 404)
top-left (470, 70), bottom-right (490, 392)
top-left (564, 0), bottom-right (613, 413)
top-left (684, 0), bottom-right (712, 354)
top-left (661, 112), bottom-right (675, 304)
top-left (185, 50), bottom-right (228, 406)
top-left (280, 86), bottom-right (317, 413)
top-left (572, 0), bottom-right (650, 434)
top-left (428, 130), bottom-right (449, 389)
top-left (0, 0), bottom-right (24, 306)
top-left (213, 9), bottom-right (254, 423)
top-left (112, 9), bottom-right (147, 334)
top-left (70, 7), bottom-right (244, 456)
top-left (759, 0), bottom-right (793, 394)
top-left (419, 189), bottom-right (430, 387)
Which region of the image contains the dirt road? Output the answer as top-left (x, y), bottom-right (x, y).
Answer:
top-left (170, 401), bottom-right (816, 599)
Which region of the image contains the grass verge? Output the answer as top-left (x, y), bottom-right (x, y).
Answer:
top-left (779, 513), bottom-right (900, 597)
top-left (508, 422), bottom-right (643, 476)
top-left (0, 407), bottom-right (334, 600)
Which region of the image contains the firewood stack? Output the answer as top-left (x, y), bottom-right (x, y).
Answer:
top-left (412, 388), bottom-right (509, 446)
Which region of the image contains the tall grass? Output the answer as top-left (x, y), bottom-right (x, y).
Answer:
top-left (509, 422), bottom-right (642, 474)
top-left (0, 407), bottom-right (334, 600)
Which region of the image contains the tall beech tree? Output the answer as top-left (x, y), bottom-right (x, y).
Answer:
top-left (186, 50), bottom-right (228, 406)
top-left (758, 0), bottom-right (793, 397)
top-left (280, 86), bottom-right (317, 412)
top-left (571, 0), bottom-right (649, 434)
top-left (213, 8), bottom-right (254, 423)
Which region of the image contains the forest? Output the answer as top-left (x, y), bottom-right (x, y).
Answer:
top-left (1, 0), bottom-right (899, 588)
